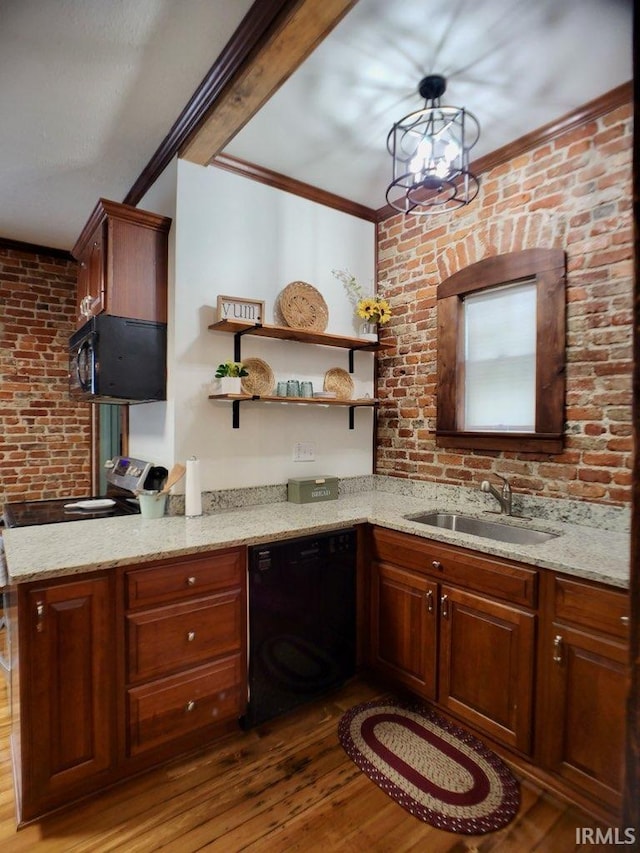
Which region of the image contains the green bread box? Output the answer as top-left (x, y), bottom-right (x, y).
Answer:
top-left (287, 476), bottom-right (339, 504)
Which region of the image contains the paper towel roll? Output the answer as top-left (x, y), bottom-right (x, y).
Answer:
top-left (185, 457), bottom-right (202, 517)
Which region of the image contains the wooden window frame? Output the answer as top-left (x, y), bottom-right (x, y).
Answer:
top-left (436, 248), bottom-right (566, 454)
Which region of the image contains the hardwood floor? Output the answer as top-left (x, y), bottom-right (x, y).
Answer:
top-left (0, 677), bottom-right (611, 852)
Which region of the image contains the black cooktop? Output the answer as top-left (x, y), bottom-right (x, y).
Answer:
top-left (3, 495), bottom-right (140, 528)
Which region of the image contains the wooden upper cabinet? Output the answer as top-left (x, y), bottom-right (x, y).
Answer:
top-left (72, 198), bottom-right (172, 328)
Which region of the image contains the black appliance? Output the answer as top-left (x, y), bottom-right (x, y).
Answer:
top-left (2, 455), bottom-right (162, 528)
top-left (245, 529), bottom-right (357, 728)
top-left (69, 314), bottom-right (166, 403)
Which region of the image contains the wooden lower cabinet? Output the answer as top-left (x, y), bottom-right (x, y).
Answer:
top-left (17, 574), bottom-right (116, 821)
top-left (538, 575), bottom-right (629, 812)
top-left (12, 546), bottom-right (246, 823)
top-left (439, 585), bottom-right (535, 754)
top-left (369, 526), bottom-right (629, 820)
top-left (370, 561), bottom-right (437, 699)
top-left (370, 527), bottom-right (537, 756)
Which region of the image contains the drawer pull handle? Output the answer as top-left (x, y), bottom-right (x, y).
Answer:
top-left (185, 700), bottom-right (196, 713)
top-left (621, 616), bottom-right (629, 625)
top-left (553, 634), bottom-right (563, 663)
top-left (36, 601), bottom-right (45, 632)
top-left (440, 594), bottom-right (449, 618)
top-left (432, 560), bottom-right (442, 571)
top-left (425, 590), bottom-right (433, 613)
top-left (187, 631), bottom-right (196, 642)
top-left (186, 576), bottom-right (196, 587)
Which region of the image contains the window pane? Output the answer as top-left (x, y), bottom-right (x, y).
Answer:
top-left (463, 280), bottom-right (536, 431)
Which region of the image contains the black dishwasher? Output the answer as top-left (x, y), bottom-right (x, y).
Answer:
top-left (245, 528), bottom-right (357, 727)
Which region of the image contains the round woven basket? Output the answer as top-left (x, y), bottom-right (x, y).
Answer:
top-left (241, 358), bottom-right (275, 396)
top-left (278, 281), bottom-right (329, 332)
top-left (323, 367), bottom-right (354, 400)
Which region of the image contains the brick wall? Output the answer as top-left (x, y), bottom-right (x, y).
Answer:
top-left (0, 248), bottom-right (91, 505)
top-left (376, 100), bottom-right (633, 506)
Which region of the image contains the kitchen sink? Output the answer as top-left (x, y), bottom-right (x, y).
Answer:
top-left (406, 512), bottom-right (560, 545)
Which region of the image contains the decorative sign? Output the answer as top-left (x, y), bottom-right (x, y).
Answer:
top-left (216, 295), bottom-right (264, 324)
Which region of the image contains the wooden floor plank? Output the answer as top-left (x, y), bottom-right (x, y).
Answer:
top-left (0, 677), bottom-right (613, 852)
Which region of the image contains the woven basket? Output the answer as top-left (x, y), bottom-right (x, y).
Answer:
top-left (323, 367), bottom-right (354, 400)
top-left (241, 358), bottom-right (275, 396)
top-left (278, 281), bottom-right (329, 332)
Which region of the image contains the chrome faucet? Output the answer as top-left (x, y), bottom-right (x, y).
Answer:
top-left (481, 475), bottom-right (513, 515)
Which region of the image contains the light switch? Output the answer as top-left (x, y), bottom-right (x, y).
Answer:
top-left (293, 442), bottom-right (315, 462)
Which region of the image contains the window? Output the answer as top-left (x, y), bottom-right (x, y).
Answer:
top-left (436, 248), bottom-right (566, 453)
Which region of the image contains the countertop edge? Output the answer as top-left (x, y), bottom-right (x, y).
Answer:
top-left (2, 493), bottom-right (630, 590)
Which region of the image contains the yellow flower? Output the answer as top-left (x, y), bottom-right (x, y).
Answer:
top-left (357, 298), bottom-right (378, 320)
top-left (357, 297), bottom-right (392, 325)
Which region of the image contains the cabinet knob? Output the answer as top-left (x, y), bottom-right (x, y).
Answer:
top-left (187, 631), bottom-right (196, 642)
top-left (440, 594), bottom-right (449, 618)
top-left (553, 634), bottom-right (563, 663)
top-left (621, 616), bottom-right (629, 625)
top-left (186, 576), bottom-right (196, 587)
top-left (425, 590), bottom-right (434, 613)
top-left (185, 700), bottom-right (196, 713)
top-left (432, 560), bottom-right (442, 572)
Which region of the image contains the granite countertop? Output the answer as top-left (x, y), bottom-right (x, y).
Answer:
top-left (2, 488), bottom-right (630, 589)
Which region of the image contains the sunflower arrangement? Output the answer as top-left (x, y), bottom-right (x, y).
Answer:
top-left (332, 268), bottom-right (392, 326)
top-left (356, 296), bottom-right (392, 325)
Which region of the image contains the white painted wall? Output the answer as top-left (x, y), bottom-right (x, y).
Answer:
top-left (131, 158), bottom-right (377, 491)
top-left (128, 158), bottom-right (177, 468)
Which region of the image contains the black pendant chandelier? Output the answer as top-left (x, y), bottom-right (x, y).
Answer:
top-left (386, 75), bottom-right (480, 215)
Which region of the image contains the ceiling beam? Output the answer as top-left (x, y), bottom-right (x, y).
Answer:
top-left (125, 0), bottom-right (301, 207)
top-left (179, 0), bottom-right (358, 166)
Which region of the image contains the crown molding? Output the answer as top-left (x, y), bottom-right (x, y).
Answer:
top-left (212, 153), bottom-right (378, 222)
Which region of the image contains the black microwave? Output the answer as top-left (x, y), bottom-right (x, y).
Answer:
top-left (69, 314), bottom-right (166, 403)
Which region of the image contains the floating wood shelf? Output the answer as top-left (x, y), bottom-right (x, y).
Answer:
top-left (208, 393), bottom-right (378, 428)
top-left (208, 319), bottom-right (393, 366)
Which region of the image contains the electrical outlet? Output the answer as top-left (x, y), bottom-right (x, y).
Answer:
top-left (293, 442), bottom-right (315, 462)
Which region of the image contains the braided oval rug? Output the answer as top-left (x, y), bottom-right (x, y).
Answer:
top-left (338, 699), bottom-right (520, 834)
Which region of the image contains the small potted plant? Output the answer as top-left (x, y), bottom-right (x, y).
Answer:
top-left (213, 361), bottom-right (248, 395)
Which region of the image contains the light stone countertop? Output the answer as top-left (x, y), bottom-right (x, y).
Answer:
top-left (2, 488), bottom-right (630, 589)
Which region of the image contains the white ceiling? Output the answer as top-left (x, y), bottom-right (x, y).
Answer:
top-left (0, 0), bottom-right (632, 252)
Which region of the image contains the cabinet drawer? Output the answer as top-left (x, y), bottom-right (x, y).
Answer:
top-left (554, 576), bottom-right (629, 639)
top-left (127, 591), bottom-right (242, 682)
top-left (127, 655), bottom-right (243, 756)
top-left (371, 527), bottom-right (537, 607)
top-left (126, 547), bottom-right (244, 609)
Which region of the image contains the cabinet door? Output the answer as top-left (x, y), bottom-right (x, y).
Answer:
top-left (370, 560), bottom-right (437, 699)
top-left (21, 576), bottom-right (115, 815)
top-left (438, 585), bottom-right (535, 754)
top-left (543, 623), bottom-right (627, 809)
top-left (76, 222), bottom-right (105, 325)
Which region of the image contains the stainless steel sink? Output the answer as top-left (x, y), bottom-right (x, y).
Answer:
top-left (406, 512), bottom-right (559, 545)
